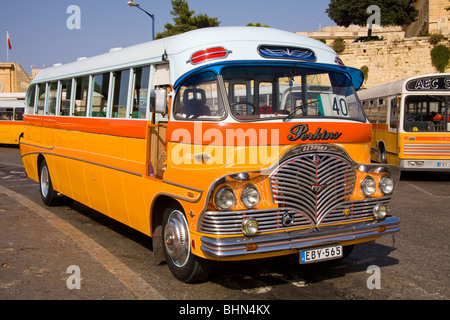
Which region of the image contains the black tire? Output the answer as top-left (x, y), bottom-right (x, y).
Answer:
top-left (162, 205), bottom-right (212, 283)
top-left (39, 158), bottom-right (59, 206)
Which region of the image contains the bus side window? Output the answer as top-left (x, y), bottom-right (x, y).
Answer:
top-left (47, 82), bottom-right (58, 115)
top-left (37, 83), bottom-right (46, 115)
top-left (14, 107), bottom-right (24, 121)
top-left (389, 98), bottom-right (398, 129)
top-left (74, 76), bottom-right (89, 116)
top-left (112, 69), bottom-right (130, 118)
top-left (60, 79), bottom-right (72, 116)
top-left (132, 66), bottom-right (150, 119)
top-left (378, 98), bottom-right (387, 124)
top-left (91, 73), bottom-right (110, 118)
top-left (26, 85), bottom-right (36, 115)
top-left (0, 108), bottom-right (13, 120)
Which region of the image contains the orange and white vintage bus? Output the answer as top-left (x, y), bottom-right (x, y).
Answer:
top-left (21, 27), bottom-right (400, 282)
top-left (358, 74), bottom-right (450, 170)
top-left (0, 92), bottom-right (25, 145)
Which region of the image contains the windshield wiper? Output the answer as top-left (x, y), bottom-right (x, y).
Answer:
top-left (283, 100), bottom-right (318, 122)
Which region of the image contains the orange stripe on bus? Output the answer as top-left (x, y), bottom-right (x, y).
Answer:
top-left (167, 121), bottom-right (372, 146)
top-left (23, 115), bottom-right (147, 139)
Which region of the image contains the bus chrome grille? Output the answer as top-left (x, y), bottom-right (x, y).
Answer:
top-left (269, 153), bottom-right (356, 225)
top-left (198, 152), bottom-right (389, 235)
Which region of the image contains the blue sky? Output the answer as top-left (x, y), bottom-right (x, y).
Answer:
top-left (0, 0), bottom-right (336, 75)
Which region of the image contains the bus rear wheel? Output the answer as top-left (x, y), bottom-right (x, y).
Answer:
top-left (162, 206), bottom-right (212, 283)
top-left (39, 158), bottom-right (59, 206)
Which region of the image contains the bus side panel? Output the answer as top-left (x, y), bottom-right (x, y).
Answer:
top-left (372, 124), bottom-right (398, 165)
top-left (0, 122), bottom-right (23, 144)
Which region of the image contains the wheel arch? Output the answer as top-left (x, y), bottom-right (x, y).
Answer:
top-left (150, 194), bottom-right (183, 236)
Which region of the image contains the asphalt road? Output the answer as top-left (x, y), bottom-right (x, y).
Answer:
top-left (0, 144), bottom-right (448, 305)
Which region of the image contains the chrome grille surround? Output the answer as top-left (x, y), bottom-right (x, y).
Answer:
top-left (199, 197), bottom-right (390, 235)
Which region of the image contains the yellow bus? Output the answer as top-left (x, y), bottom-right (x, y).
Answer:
top-left (21, 27), bottom-right (400, 282)
top-left (0, 92), bottom-right (25, 145)
top-left (358, 74), bottom-right (450, 170)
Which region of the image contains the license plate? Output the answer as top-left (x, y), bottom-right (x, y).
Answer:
top-left (300, 245), bottom-right (343, 264)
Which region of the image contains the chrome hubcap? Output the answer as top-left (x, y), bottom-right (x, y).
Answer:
top-left (40, 166), bottom-right (49, 198)
top-left (164, 210), bottom-right (190, 267)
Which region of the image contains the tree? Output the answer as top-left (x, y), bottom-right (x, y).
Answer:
top-left (431, 44), bottom-right (450, 73)
top-left (247, 23), bottom-right (269, 27)
top-left (326, 0), bottom-right (418, 27)
top-left (155, 0), bottom-right (220, 39)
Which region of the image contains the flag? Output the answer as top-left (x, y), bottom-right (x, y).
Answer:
top-left (7, 31), bottom-right (11, 50)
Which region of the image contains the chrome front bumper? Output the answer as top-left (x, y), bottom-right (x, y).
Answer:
top-left (201, 217), bottom-right (400, 258)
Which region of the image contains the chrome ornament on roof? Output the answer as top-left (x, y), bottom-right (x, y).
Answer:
top-left (258, 45), bottom-right (316, 62)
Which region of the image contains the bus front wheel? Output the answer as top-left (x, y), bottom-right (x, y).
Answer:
top-left (162, 206), bottom-right (212, 283)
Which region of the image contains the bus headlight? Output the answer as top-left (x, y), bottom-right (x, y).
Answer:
top-left (214, 186), bottom-right (236, 211)
top-left (379, 175), bottom-right (394, 195)
top-left (361, 176), bottom-right (376, 197)
top-left (242, 218), bottom-right (259, 236)
top-left (373, 204), bottom-right (387, 220)
top-left (241, 185), bottom-right (260, 208)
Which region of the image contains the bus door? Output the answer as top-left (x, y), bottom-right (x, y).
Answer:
top-left (148, 63), bottom-right (169, 178)
top-left (389, 95), bottom-right (400, 163)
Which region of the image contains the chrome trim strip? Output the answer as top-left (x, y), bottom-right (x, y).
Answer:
top-left (162, 180), bottom-right (204, 193)
top-left (20, 141), bottom-right (55, 151)
top-left (21, 151), bottom-right (142, 177)
top-left (201, 217), bottom-right (400, 258)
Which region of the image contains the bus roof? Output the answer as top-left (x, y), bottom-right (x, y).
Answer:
top-left (32, 26), bottom-right (361, 88)
top-left (357, 73), bottom-right (450, 100)
top-left (0, 92), bottom-right (26, 100)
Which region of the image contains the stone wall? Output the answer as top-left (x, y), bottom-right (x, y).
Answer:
top-left (338, 37), bottom-right (450, 88)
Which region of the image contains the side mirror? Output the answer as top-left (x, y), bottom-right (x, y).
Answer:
top-left (150, 89), bottom-right (167, 114)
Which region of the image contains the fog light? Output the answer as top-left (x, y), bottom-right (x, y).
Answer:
top-left (373, 204), bottom-right (387, 220)
top-left (242, 218), bottom-right (259, 236)
top-left (361, 176), bottom-right (376, 197)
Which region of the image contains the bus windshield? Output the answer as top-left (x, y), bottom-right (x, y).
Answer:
top-left (404, 95), bottom-right (449, 132)
top-left (222, 66), bottom-right (366, 122)
top-left (173, 66), bottom-right (366, 122)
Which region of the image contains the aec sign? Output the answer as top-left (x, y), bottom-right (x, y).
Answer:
top-left (406, 76), bottom-right (450, 91)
